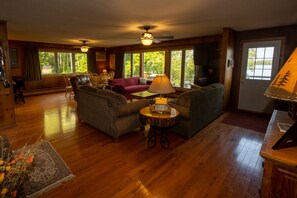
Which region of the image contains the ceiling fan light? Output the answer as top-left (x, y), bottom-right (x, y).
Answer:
top-left (81, 45), bottom-right (89, 52)
top-left (141, 38), bottom-right (153, 46)
top-left (141, 32), bottom-right (154, 46)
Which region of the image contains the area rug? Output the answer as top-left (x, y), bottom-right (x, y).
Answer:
top-left (18, 141), bottom-right (75, 197)
top-left (221, 110), bottom-right (271, 133)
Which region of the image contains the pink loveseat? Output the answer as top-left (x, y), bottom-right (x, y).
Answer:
top-left (110, 77), bottom-right (150, 99)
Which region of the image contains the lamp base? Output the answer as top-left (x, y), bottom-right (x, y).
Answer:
top-left (288, 102), bottom-right (297, 120)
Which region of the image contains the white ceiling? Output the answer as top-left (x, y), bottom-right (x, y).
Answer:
top-left (1, 0), bottom-right (297, 48)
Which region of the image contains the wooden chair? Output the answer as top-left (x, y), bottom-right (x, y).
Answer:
top-left (62, 74), bottom-right (73, 99)
top-left (108, 71), bottom-right (115, 80)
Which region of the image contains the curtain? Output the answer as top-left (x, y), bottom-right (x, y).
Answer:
top-left (24, 46), bottom-right (42, 81)
top-left (114, 52), bottom-right (124, 78)
top-left (87, 49), bottom-right (96, 73)
top-left (193, 42), bottom-right (219, 85)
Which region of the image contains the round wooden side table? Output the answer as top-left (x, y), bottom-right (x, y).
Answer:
top-left (139, 106), bottom-right (179, 149)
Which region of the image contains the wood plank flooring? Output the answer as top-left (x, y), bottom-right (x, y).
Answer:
top-left (0, 93), bottom-right (265, 198)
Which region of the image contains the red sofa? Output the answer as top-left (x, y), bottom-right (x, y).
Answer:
top-left (110, 77), bottom-right (150, 99)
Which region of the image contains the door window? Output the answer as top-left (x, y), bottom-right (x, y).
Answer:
top-left (246, 47), bottom-right (275, 80)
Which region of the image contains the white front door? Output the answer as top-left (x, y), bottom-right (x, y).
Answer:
top-left (238, 40), bottom-right (281, 113)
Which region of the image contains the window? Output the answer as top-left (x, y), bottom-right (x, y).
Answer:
top-left (124, 53), bottom-right (140, 78)
top-left (170, 50), bottom-right (182, 87)
top-left (75, 53), bottom-right (88, 73)
top-left (246, 47), bottom-right (274, 80)
top-left (170, 49), bottom-right (194, 88)
top-left (184, 50), bottom-right (195, 88)
top-left (39, 52), bottom-right (56, 75)
top-left (39, 51), bottom-right (87, 75)
top-left (143, 51), bottom-right (165, 80)
top-left (57, 52), bottom-right (73, 74)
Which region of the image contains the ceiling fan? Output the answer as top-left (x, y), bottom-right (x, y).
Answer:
top-left (140, 26), bottom-right (174, 46)
top-left (79, 40), bottom-right (90, 52)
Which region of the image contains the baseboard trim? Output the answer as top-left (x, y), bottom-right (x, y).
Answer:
top-left (24, 88), bottom-right (65, 96)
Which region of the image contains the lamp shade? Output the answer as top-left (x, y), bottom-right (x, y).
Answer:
top-left (264, 48), bottom-right (297, 102)
top-left (148, 75), bottom-right (175, 94)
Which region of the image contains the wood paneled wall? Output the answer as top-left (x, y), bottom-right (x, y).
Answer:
top-left (8, 40), bottom-right (104, 94)
top-left (0, 21), bottom-right (16, 129)
top-left (219, 28), bottom-right (236, 111)
top-left (231, 24), bottom-right (297, 110)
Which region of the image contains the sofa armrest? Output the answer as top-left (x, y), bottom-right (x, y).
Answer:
top-left (111, 84), bottom-right (125, 94)
top-left (169, 103), bottom-right (190, 119)
top-left (111, 99), bottom-right (150, 117)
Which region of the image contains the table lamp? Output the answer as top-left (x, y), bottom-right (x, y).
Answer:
top-left (264, 47), bottom-right (297, 149)
top-left (148, 74), bottom-right (175, 114)
top-left (264, 47), bottom-right (297, 119)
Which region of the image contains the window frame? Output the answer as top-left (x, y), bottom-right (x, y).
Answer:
top-left (39, 48), bottom-right (88, 76)
top-left (169, 48), bottom-right (194, 88)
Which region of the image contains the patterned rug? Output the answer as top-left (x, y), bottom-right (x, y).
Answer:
top-left (18, 141), bottom-right (75, 197)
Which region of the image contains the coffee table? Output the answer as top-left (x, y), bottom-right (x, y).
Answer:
top-left (130, 90), bottom-right (158, 101)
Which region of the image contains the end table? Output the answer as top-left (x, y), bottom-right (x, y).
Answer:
top-left (140, 106), bottom-right (179, 149)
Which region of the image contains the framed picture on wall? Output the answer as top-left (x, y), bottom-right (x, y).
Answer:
top-left (9, 48), bottom-right (18, 68)
top-left (96, 52), bottom-right (106, 61)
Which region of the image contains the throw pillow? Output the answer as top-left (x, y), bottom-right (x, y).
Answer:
top-left (139, 78), bottom-right (147, 85)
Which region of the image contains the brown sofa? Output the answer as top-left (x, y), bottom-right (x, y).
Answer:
top-left (77, 85), bottom-right (150, 139)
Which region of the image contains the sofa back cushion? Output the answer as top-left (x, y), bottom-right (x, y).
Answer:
top-left (111, 78), bottom-right (128, 86)
top-left (125, 77), bottom-right (139, 86)
top-left (176, 83), bottom-right (224, 108)
top-left (176, 89), bottom-right (198, 107)
top-left (96, 89), bottom-right (127, 105)
top-left (80, 85), bottom-right (98, 93)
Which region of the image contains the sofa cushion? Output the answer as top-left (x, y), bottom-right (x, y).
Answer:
top-left (124, 85), bottom-right (150, 93)
top-left (111, 78), bottom-right (128, 86)
top-left (125, 77), bottom-right (139, 86)
top-left (110, 99), bottom-right (150, 117)
top-left (80, 85), bottom-right (98, 93)
top-left (176, 89), bottom-right (195, 107)
top-left (96, 89), bottom-right (127, 104)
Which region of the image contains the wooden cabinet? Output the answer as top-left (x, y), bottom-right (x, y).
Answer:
top-left (260, 110), bottom-right (297, 198)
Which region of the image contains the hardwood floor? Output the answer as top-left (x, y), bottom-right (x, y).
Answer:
top-left (1, 93), bottom-right (264, 198)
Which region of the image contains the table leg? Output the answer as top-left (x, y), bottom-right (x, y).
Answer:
top-left (147, 127), bottom-right (170, 149)
top-left (148, 129), bottom-right (156, 149)
top-left (160, 130), bottom-right (169, 149)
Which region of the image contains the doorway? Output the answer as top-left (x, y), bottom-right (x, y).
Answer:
top-left (238, 40), bottom-right (281, 113)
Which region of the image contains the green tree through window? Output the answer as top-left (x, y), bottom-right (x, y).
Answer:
top-left (39, 52), bottom-right (56, 74)
top-left (75, 53), bottom-right (87, 73)
top-left (170, 51), bottom-right (182, 87)
top-left (143, 51), bottom-right (165, 80)
top-left (39, 51), bottom-right (87, 75)
top-left (184, 50), bottom-right (194, 88)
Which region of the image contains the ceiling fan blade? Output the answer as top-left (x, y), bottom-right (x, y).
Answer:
top-left (154, 35), bottom-right (174, 40)
top-left (153, 39), bottom-right (161, 43)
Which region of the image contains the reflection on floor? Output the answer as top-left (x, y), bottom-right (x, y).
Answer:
top-left (1, 92), bottom-right (264, 198)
